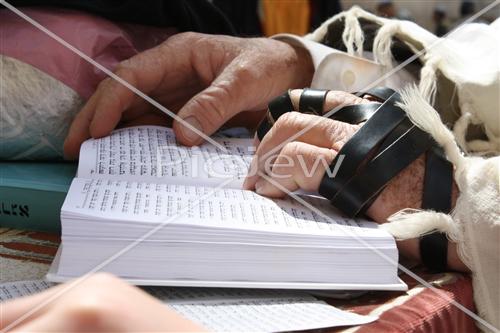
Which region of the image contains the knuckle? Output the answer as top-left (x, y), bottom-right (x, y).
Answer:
top-left (190, 88), bottom-right (228, 127)
top-left (274, 111), bottom-right (303, 131)
top-left (115, 58), bottom-right (132, 71)
top-left (97, 64), bottom-right (137, 96)
top-left (168, 32), bottom-right (207, 52)
top-left (173, 31), bottom-right (201, 43)
top-left (325, 120), bottom-right (358, 149)
top-left (232, 62), bottom-right (255, 81)
top-left (281, 141), bottom-right (303, 158)
top-left (114, 64), bottom-right (136, 83)
top-left (64, 296), bottom-right (111, 329)
top-left (327, 90), bottom-right (363, 107)
top-left (96, 77), bottom-right (112, 90)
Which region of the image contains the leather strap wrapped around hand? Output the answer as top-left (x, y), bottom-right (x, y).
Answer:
top-left (257, 88), bottom-right (329, 141)
top-left (256, 91), bottom-right (294, 141)
top-left (329, 124), bottom-right (432, 216)
top-left (298, 88), bottom-right (329, 114)
top-left (318, 93), bottom-right (407, 208)
top-left (257, 87), bottom-right (454, 272)
top-left (319, 89), bottom-right (453, 223)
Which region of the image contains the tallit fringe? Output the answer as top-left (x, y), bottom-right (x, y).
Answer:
top-left (342, 11), bottom-right (364, 57)
top-left (373, 22), bottom-right (400, 68)
top-left (381, 209), bottom-right (460, 240)
top-left (307, 6), bottom-right (385, 59)
top-left (309, 6), bottom-right (497, 156)
top-left (452, 102), bottom-right (499, 155)
top-left (453, 112), bottom-right (472, 152)
top-left (307, 9), bottom-right (500, 331)
top-left (418, 56), bottom-right (440, 106)
top-left (398, 85), bottom-right (467, 175)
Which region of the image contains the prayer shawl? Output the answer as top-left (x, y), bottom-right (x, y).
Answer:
top-left (306, 6), bottom-right (499, 332)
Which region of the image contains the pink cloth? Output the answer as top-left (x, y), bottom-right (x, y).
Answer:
top-left (0, 7), bottom-right (176, 99)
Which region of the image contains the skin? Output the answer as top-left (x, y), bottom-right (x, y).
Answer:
top-left (63, 32), bottom-right (313, 158)
top-left (243, 89), bottom-right (466, 272)
top-left (63, 32), bottom-right (468, 271)
top-left (0, 273), bottom-right (205, 332)
top-left (5, 32), bottom-right (466, 332)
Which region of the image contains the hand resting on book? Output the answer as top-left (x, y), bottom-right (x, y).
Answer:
top-left (63, 32), bottom-right (313, 159)
top-left (63, 32), bottom-right (467, 272)
top-left (243, 89), bottom-right (468, 273)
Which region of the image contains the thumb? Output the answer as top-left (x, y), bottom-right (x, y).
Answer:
top-left (173, 65), bottom-right (248, 146)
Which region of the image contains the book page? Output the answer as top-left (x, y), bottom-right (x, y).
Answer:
top-left (77, 126), bottom-right (253, 189)
top-left (63, 178), bottom-right (388, 239)
top-left (0, 280), bottom-right (376, 332)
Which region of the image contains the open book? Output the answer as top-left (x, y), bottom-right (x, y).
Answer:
top-left (48, 126), bottom-right (406, 291)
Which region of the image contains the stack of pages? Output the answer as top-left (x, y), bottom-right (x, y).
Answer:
top-left (48, 126), bottom-right (406, 291)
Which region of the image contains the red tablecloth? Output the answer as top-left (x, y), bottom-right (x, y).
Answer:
top-left (0, 228), bottom-right (478, 332)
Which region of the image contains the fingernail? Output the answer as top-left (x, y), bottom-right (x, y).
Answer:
top-left (180, 116), bottom-right (202, 143)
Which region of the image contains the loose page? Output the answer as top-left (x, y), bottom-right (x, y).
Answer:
top-left (77, 126), bottom-right (253, 188)
top-left (0, 280), bottom-right (377, 332)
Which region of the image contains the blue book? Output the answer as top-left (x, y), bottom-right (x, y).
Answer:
top-left (0, 162), bottom-right (77, 233)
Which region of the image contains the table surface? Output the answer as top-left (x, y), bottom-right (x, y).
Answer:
top-left (0, 228), bottom-right (479, 333)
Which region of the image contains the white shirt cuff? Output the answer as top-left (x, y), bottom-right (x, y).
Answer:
top-left (272, 33), bottom-right (415, 92)
top-left (272, 33), bottom-right (343, 70)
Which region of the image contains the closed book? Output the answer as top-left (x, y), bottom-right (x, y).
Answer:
top-left (0, 162), bottom-right (77, 233)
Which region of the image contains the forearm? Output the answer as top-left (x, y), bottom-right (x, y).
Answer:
top-left (366, 154), bottom-right (468, 272)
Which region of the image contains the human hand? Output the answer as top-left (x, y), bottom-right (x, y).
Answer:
top-left (244, 90), bottom-right (383, 212)
top-left (0, 273), bottom-right (205, 332)
top-left (64, 32), bottom-right (313, 159)
top-left (243, 89), bottom-right (446, 222)
top-left (243, 89), bottom-right (467, 271)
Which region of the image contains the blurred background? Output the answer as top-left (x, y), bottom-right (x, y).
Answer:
top-left (212, 0), bottom-right (500, 37)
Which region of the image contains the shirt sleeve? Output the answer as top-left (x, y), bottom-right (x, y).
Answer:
top-left (272, 33), bottom-right (416, 93)
top-left (272, 33), bottom-right (343, 69)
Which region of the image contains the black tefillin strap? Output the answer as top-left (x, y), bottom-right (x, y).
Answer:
top-left (257, 87), bottom-right (452, 272)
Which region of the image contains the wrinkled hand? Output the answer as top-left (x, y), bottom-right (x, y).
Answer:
top-left (0, 273), bottom-right (204, 332)
top-left (243, 89), bottom-right (467, 271)
top-left (243, 89), bottom-right (412, 222)
top-left (64, 32), bottom-right (313, 159)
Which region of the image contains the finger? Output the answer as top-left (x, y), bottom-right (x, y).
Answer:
top-left (10, 311), bottom-right (64, 333)
top-left (63, 43), bottom-right (170, 159)
top-left (287, 89), bottom-right (369, 115)
top-left (63, 91), bottom-right (100, 160)
top-left (244, 112), bottom-right (355, 190)
top-left (251, 89), bottom-right (367, 153)
top-left (87, 32), bottom-right (206, 139)
top-left (254, 141), bottom-right (336, 197)
top-left (173, 60), bottom-right (254, 146)
top-left (0, 283), bottom-right (68, 330)
top-left (88, 45), bottom-right (172, 139)
top-left (322, 90), bottom-right (370, 114)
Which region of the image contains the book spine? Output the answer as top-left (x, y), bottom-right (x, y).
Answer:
top-left (0, 186), bottom-right (64, 233)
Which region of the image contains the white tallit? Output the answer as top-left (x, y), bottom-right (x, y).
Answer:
top-left (307, 6), bottom-right (500, 332)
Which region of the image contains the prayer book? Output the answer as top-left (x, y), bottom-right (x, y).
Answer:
top-left (0, 162), bottom-right (76, 232)
top-left (47, 126), bottom-right (406, 291)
